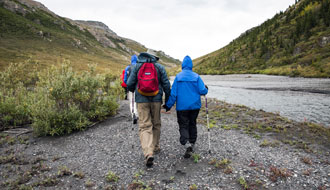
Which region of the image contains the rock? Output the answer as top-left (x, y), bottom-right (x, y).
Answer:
top-left (2, 0), bottom-right (28, 16)
top-left (33, 19), bottom-right (41, 25)
top-left (319, 36), bottom-right (330, 47)
top-left (230, 55), bottom-right (236, 62)
top-left (74, 20), bottom-right (118, 49)
top-left (293, 47), bottom-right (301, 55)
top-left (37, 30), bottom-right (43, 37)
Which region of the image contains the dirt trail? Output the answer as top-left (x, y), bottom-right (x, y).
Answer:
top-left (0, 100), bottom-right (329, 190)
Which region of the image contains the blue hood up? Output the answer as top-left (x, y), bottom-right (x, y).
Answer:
top-left (165, 55), bottom-right (208, 111)
top-left (182, 55), bottom-right (193, 70)
top-left (124, 55), bottom-right (137, 83)
top-left (131, 55), bottom-right (137, 65)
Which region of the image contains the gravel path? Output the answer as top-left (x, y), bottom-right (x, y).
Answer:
top-left (1, 100), bottom-right (329, 190)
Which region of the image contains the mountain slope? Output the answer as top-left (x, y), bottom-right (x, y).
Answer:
top-left (0, 0), bottom-right (180, 73)
top-left (194, 0), bottom-right (330, 78)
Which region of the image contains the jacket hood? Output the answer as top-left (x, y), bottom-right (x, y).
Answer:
top-left (137, 52), bottom-right (158, 63)
top-left (182, 55), bottom-right (193, 70)
top-left (131, 55), bottom-right (137, 65)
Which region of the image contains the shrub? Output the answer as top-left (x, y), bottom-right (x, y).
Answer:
top-left (191, 153), bottom-right (200, 163)
top-left (30, 97), bottom-right (89, 136)
top-left (238, 176), bottom-right (248, 189)
top-left (0, 62), bottom-right (36, 130)
top-left (0, 61), bottom-right (121, 135)
top-left (0, 89), bottom-right (31, 129)
top-left (31, 63), bottom-right (119, 136)
top-left (105, 171), bottom-right (119, 183)
top-left (189, 184), bottom-right (198, 190)
top-left (269, 166), bottom-right (292, 182)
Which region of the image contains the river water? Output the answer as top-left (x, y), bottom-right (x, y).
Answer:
top-left (196, 74), bottom-right (330, 127)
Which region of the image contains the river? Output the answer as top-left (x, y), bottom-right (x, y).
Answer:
top-left (197, 74), bottom-right (330, 127)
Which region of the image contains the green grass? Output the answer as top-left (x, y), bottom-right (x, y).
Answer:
top-left (191, 153), bottom-right (201, 163)
top-left (105, 171), bottom-right (119, 183)
top-left (0, 2), bottom-right (179, 75)
top-left (199, 99), bottom-right (330, 153)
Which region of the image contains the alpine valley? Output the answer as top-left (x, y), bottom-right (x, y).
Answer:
top-left (0, 0), bottom-right (180, 73)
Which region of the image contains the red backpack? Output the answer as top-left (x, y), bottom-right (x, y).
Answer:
top-left (137, 63), bottom-right (159, 96)
top-left (120, 69), bottom-right (127, 88)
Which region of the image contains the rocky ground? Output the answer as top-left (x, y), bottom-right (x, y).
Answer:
top-left (0, 99), bottom-right (329, 190)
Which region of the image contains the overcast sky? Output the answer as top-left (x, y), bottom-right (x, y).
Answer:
top-left (37, 0), bottom-right (294, 60)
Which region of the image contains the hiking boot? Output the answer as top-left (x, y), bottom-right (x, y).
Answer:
top-left (133, 115), bottom-right (137, 124)
top-left (146, 154), bottom-right (154, 167)
top-left (184, 147), bottom-right (193, 158)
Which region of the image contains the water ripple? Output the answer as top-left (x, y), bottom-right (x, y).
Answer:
top-left (198, 74), bottom-right (330, 127)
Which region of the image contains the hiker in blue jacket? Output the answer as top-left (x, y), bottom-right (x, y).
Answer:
top-left (164, 55), bottom-right (208, 158)
top-left (125, 55), bottom-right (138, 123)
top-left (124, 55), bottom-right (137, 85)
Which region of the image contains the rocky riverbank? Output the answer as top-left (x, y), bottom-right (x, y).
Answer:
top-left (0, 99), bottom-right (329, 189)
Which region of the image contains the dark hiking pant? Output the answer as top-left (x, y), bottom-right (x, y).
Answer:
top-left (177, 109), bottom-right (200, 145)
top-left (124, 87), bottom-right (128, 96)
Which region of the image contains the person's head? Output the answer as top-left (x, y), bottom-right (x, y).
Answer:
top-left (131, 54), bottom-right (137, 65)
top-left (147, 49), bottom-right (159, 61)
top-left (182, 55), bottom-right (193, 70)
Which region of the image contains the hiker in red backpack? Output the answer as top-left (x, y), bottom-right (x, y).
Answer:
top-left (163, 55), bottom-right (208, 158)
top-left (125, 55), bottom-right (138, 123)
top-left (127, 49), bottom-right (171, 167)
top-left (120, 69), bottom-right (128, 100)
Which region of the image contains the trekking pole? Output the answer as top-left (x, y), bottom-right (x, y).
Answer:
top-left (132, 92), bottom-right (135, 123)
top-left (205, 96), bottom-right (211, 154)
top-left (131, 92), bottom-right (135, 149)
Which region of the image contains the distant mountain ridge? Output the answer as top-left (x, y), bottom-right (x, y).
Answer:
top-left (194, 0), bottom-right (330, 78)
top-left (0, 0), bottom-right (180, 72)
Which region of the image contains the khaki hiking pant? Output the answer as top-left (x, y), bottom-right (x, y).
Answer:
top-left (137, 102), bottom-right (161, 157)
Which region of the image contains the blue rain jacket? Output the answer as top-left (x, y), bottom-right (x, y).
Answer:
top-left (166, 56), bottom-right (208, 111)
top-left (124, 55), bottom-right (137, 84)
top-left (126, 52), bottom-right (171, 103)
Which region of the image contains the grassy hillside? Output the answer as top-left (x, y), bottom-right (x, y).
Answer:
top-left (0, 0), bottom-right (180, 74)
top-left (194, 0), bottom-right (330, 78)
